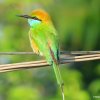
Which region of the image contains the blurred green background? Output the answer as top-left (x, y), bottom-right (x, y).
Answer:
top-left (0, 0), bottom-right (100, 100)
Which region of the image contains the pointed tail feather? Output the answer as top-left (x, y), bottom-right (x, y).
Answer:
top-left (53, 63), bottom-right (64, 100)
top-left (53, 63), bottom-right (64, 87)
top-left (48, 43), bottom-right (64, 100)
top-left (48, 42), bottom-right (64, 86)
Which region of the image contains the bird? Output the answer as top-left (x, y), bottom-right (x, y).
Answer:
top-left (17, 9), bottom-right (64, 99)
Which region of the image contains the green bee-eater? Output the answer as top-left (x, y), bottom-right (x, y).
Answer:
top-left (18, 9), bottom-right (64, 99)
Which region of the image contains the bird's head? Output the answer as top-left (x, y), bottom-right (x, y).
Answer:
top-left (17, 9), bottom-right (51, 27)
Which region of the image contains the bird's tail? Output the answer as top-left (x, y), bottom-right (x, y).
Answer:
top-left (47, 43), bottom-right (64, 100)
top-left (53, 62), bottom-right (64, 100)
top-left (53, 62), bottom-right (63, 88)
top-left (48, 43), bottom-right (63, 87)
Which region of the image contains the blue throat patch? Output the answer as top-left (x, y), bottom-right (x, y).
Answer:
top-left (28, 19), bottom-right (41, 27)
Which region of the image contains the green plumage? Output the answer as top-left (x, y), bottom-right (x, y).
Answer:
top-left (18, 9), bottom-right (64, 99)
top-left (29, 22), bottom-right (63, 87)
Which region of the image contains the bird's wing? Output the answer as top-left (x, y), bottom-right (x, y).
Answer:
top-left (46, 23), bottom-right (59, 60)
top-left (29, 24), bottom-right (59, 63)
top-left (29, 30), bottom-right (42, 55)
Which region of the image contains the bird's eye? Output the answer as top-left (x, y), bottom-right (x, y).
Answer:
top-left (32, 16), bottom-right (42, 21)
top-left (33, 16), bottom-right (38, 20)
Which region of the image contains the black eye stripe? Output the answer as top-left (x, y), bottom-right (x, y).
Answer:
top-left (31, 16), bottom-right (42, 21)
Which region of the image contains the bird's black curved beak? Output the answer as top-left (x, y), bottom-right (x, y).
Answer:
top-left (17, 15), bottom-right (32, 19)
top-left (17, 14), bottom-right (42, 21)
